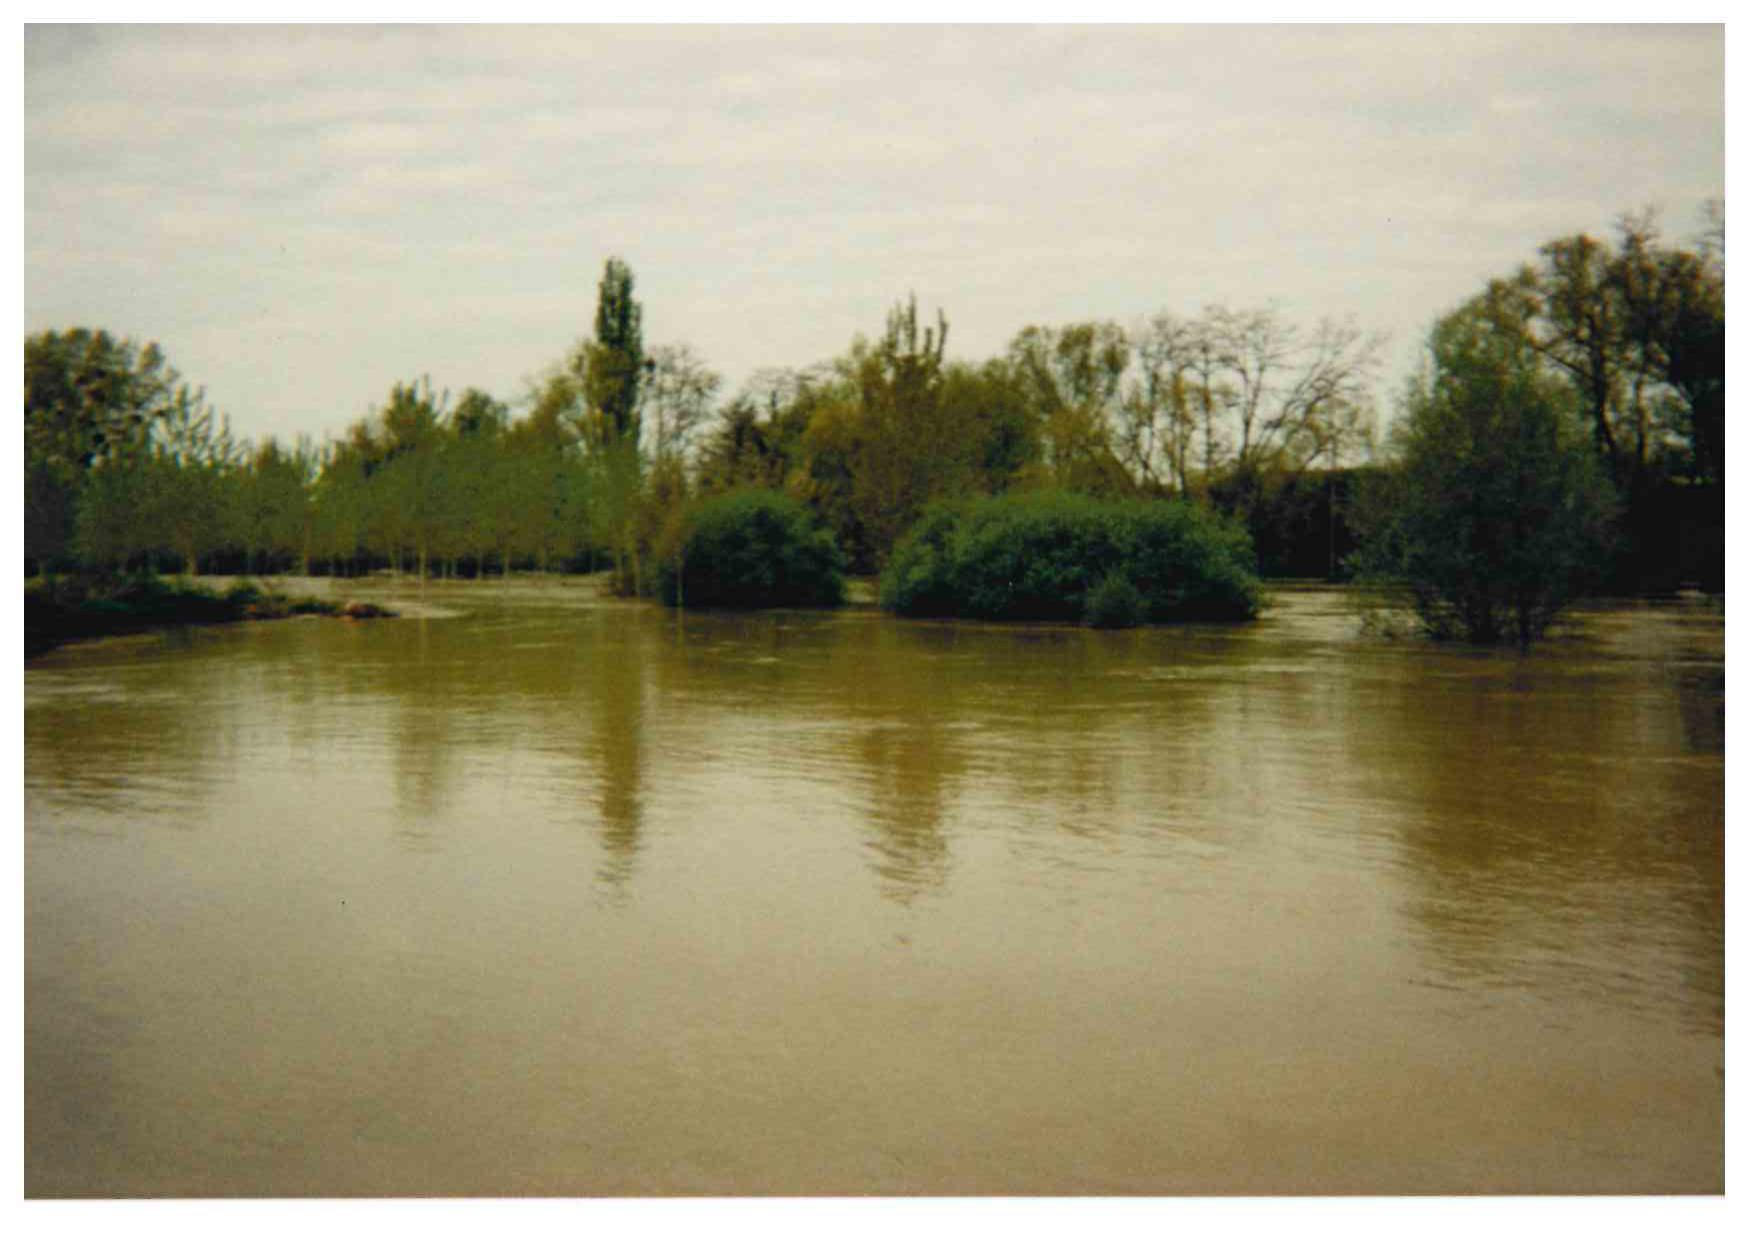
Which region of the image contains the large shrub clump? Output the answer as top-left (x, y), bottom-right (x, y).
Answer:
top-left (659, 488), bottom-right (846, 608)
top-left (879, 491), bottom-right (1262, 625)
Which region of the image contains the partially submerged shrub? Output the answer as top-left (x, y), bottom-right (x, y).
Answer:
top-left (874, 502), bottom-right (966, 618)
top-left (1084, 571), bottom-right (1146, 629)
top-left (103, 576), bottom-right (236, 623)
top-left (880, 490), bottom-right (1261, 624)
top-left (224, 579), bottom-right (266, 607)
top-left (659, 488), bottom-right (846, 608)
top-left (1348, 299), bottom-right (1617, 646)
top-left (25, 573), bottom-right (360, 656)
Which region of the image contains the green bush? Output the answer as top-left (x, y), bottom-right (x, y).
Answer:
top-left (880, 490), bottom-right (1261, 624)
top-left (658, 488), bottom-right (847, 609)
top-left (873, 502), bottom-right (966, 617)
top-left (1084, 571), bottom-right (1145, 629)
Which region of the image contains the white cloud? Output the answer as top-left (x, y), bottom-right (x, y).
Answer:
top-left (24, 23), bottom-right (1725, 447)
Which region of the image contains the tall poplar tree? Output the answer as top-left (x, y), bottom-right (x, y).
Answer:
top-left (586, 257), bottom-right (646, 446)
top-left (580, 257), bottom-right (650, 592)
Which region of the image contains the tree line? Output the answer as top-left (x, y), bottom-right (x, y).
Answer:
top-left (24, 204), bottom-right (1723, 641)
top-left (24, 257), bottom-right (1382, 585)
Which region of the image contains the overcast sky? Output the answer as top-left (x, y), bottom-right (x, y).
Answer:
top-left (24, 23), bottom-right (1724, 450)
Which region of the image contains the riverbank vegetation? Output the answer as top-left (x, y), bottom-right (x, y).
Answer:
top-left (23, 204), bottom-right (1721, 645)
top-left (22, 576), bottom-right (390, 657)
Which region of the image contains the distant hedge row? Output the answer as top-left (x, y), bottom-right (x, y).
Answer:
top-left (879, 491), bottom-right (1262, 624)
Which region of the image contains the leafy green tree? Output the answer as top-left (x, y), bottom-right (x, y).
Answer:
top-left (840, 295), bottom-right (952, 563)
top-left (70, 442), bottom-right (156, 573)
top-left (696, 369), bottom-right (825, 497)
top-left (374, 377), bottom-right (448, 582)
top-left (575, 260), bottom-right (654, 591)
top-left (1611, 212), bottom-right (1724, 489)
top-left (1351, 300), bottom-right (1617, 645)
top-left (1465, 209), bottom-right (1723, 589)
top-left (139, 395), bottom-right (243, 578)
top-left (938, 357), bottom-right (1039, 494)
top-left (762, 301), bottom-right (1039, 572)
top-left (438, 388), bottom-right (511, 576)
top-left (235, 436), bottom-right (314, 575)
top-left (1482, 211), bottom-right (1724, 494)
top-left (514, 369), bottom-right (589, 573)
top-left (311, 422), bottom-right (386, 577)
top-left (584, 256), bottom-right (646, 446)
top-left (697, 396), bottom-right (795, 493)
top-left (1006, 321), bottom-right (1132, 493)
top-left (24, 328), bottom-right (200, 575)
top-left (640, 452), bottom-right (691, 596)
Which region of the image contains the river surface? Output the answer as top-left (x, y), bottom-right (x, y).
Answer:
top-left (24, 579), bottom-right (1724, 1195)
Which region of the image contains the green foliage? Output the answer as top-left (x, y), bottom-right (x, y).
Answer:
top-left (840, 296), bottom-right (951, 561)
top-left (1349, 300), bottom-right (1619, 645)
top-left (697, 394), bottom-right (806, 494)
top-left (25, 328), bottom-right (210, 571)
top-left (223, 579), bottom-right (265, 606)
top-left (880, 490), bottom-right (1261, 623)
top-left (1006, 321), bottom-right (1132, 493)
top-left (25, 329), bottom-right (185, 473)
top-left (30, 214), bottom-right (1713, 599)
top-left (871, 502), bottom-right (966, 617)
top-left (695, 308), bottom-right (1049, 575)
top-left (1493, 215), bottom-right (1724, 493)
top-left (1083, 571), bottom-right (1145, 629)
top-left (659, 489), bottom-right (846, 609)
top-left (1469, 213), bottom-right (1724, 590)
top-left (585, 256), bottom-right (645, 445)
top-left (233, 436), bottom-right (313, 573)
top-left (70, 450), bottom-right (152, 571)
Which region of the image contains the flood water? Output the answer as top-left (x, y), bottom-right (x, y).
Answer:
top-left (24, 580), bottom-right (1724, 1196)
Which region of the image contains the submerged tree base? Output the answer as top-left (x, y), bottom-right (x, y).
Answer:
top-left (23, 576), bottom-right (393, 658)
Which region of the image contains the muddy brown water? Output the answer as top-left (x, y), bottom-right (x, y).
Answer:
top-left (24, 579), bottom-right (1723, 1195)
